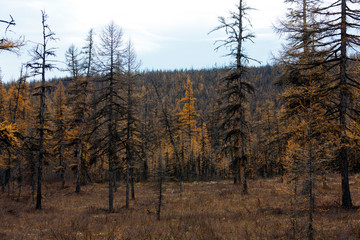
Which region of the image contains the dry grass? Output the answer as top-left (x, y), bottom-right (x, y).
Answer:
top-left (1, 174), bottom-right (360, 239)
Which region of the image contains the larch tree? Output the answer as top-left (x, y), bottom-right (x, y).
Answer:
top-left (176, 77), bottom-right (199, 179)
top-left (138, 85), bottom-right (152, 181)
top-left (210, 0), bottom-right (255, 194)
top-left (199, 122), bottom-right (211, 179)
top-left (150, 78), bottom-right (184, 196)
top-left (82, 28), bottom-right (95, 77)
top-left (81, 29), bottom-right (101, 179)
top-left (52, 81), bottom-right (69, 189)
top-left (65, 45), bottom-right (80, 79)
top-left (65, 44), bottom-right (91, 193)
top-left (95, 22), bottom-right (124, 212)
top-left (122, 40), bottom-right (140, 207)
top-left (7, 68), bottom-right (29, 198)
top-left (0, 76), bottom-right (11, 193)
top-left (313, 0), bottom-right (360, 209)
top-left (275, 0), bottom-right (336, 237)
top-left (0, 15), bottom-right (23, 193)
top-left (0, 15), bottom-right (23, 52)
top-left (27, 10), bottom-right (57, 210)
top-left (0, 120), bottom-right (19, 189)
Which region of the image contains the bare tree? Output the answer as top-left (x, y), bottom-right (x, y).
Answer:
top-left (95, 22), bottom-right (124, 212)
top-left (150, 79), bottom-right (184, 196)
top-left (27, 10), bottom-right (57, 210)
top-left (82, 29), bottom-right (95, 77)
top-left (314, 0), bottom-right (360, 209)
top-left (210, 0), bottom-right (255, 194)
top-left (122, 40), bottom-right (141, 207)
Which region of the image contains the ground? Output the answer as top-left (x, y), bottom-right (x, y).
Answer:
top-left (1, 174), bottom-right (360, 239)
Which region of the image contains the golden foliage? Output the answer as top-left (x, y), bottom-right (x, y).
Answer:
top-left (0, 37), bottom-right (24, 52)
top-left (0, 121), bottom-right (18, 147)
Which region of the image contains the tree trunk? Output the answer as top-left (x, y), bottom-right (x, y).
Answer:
top-left (36, 75), bottom-right (45, 210)
top-left (157, 149), bottom-right (163, 221)
top-left (130, 160), bottom-right (135, 199)
top-left (113, 171), bottom-right (117, 192)
top-left (1, 168), bottom-right (7, 193)
top-left (108, 100), bottom-right (114, 212)
top-left (240, 156), bottom-right (247, 194)
top-left (108, 118), bottom-right (114, 212)
top-left (31, 167), bottom-right (35, 204)
top-left (126, 151), bottom-right (130, 208)
top-left (339, 0), bottom-right (352, 209)
top-left (17, 158), bottom-right (24, 200)
top-left (59, 144), bottom-right (65, 189)
top-left (306, 111), bottom-right (314, 240)
top-left (75, 147), bottom-right (81, 193)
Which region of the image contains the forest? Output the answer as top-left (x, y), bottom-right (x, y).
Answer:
top-left (1, 0), bottom-right (360, 239)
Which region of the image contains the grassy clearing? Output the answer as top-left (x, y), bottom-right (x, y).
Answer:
top-left (1, 174), bottom-right (360, 239)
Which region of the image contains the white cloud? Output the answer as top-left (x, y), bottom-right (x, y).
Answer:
top-left (0, 0), bottom-right (286, 81)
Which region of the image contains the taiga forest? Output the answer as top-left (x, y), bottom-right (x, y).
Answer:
top-left (1, 0), bottom-right (360, 239)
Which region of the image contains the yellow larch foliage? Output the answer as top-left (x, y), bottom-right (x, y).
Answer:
top-left (177, 77), bottom-right (200, 144)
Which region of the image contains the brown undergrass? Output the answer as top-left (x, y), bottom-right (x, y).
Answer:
top-left (1, 174), bottom-right (360, 239)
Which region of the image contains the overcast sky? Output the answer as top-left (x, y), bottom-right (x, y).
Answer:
top-left (0, 0), bottom-right (287, 82)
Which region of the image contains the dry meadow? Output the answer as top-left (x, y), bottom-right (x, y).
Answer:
top-left (1, 174), bottom-right (360, 239)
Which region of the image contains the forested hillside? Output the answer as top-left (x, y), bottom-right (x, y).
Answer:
top-left (2, 62), bottom-right (360, 192)
top-left (0, 65), bottom-right (280, 187)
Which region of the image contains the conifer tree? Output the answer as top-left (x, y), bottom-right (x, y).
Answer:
top-left (65, 44), bottom-right (91, 193)
top-left (151, 78), bottom-right (184, 195)
top-left (210, 0), bottom-right (255, 193)
top-left (278, 0), bottom-right (360, 210)
top-left (82, 29), bottom-right (95, 77)
top-left (27, 10), bottom-right (57, 210)
top-left (95, 22), bottom-right (124, 212)
top-left (276, 0), bottom-right (336, 237)
top-left (0, 15), bottom-right (23, 52)
top-left (0, 15), bottom-right (23, 192)
top-left (199, 122), bottom-right (211, 179)
top-left (138, 85), bottom-right (152, 181)
top-left (314, 0), bottom-right (360, 209)
top-left (52, 81), bottom-right (69, 189)
top-left (7, 68), bottom-right (29, 198)
top-left (122, 40), bottom-right (140, 206)
top-left (177, 77), bottom-right (199, 178)
top-left (0, 77), bottom-right (11, 192)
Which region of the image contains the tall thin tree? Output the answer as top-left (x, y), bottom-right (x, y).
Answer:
top-left (210, 0), bottom-right (255, 194)
top-left (95, 22), bottom-right (124, 212)
top-left (27, 10), bottom-right (57, 210)
top-left (122, 40), bottom-right (140, 207)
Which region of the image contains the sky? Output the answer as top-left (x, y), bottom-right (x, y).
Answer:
top-left (0, 0), bottom-right (287, 82)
